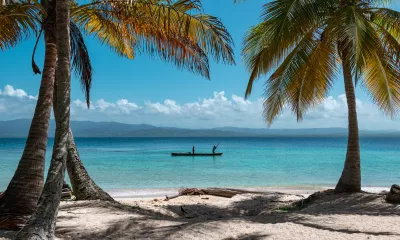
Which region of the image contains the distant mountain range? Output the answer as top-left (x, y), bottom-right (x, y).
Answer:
top-left (0, 119), bottom-right (399, 138)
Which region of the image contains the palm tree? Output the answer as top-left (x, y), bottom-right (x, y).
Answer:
top-left (15, 0), bottom-right (72, 237)
top-left (242, 0), bottom-right (400, 192)
top-left (0, 1), bottom-right (56, 230)
top-left (0, 0), bottom-right (97, 229)
top-left (0, 0), bottom-right (234, 229)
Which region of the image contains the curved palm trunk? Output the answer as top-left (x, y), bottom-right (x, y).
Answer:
top-left (0, 23), bottom-right (57, 230)
top-left (53, 82), bottom-right (114, 202)
top-left (67, 132), bottom-right (115, 201)
top-left (335, 51), bottom-right (361, 193)
top-left (15, 0), bottom-right (71, 238)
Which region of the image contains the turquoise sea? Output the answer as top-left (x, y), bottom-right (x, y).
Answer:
top-left (0, 137), bottom-right (399, 192)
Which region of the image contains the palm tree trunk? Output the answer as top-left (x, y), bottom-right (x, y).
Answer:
top-left (335, 50), bottom-right (361, 193)
top-left (53, 82), bottom-right (114, 202)
top-left (14, 0), bottom-right (71, 238)
top-left (67, 131), bottom-right (115, 201)
top-left (0, 18), bottom-right (57, 230)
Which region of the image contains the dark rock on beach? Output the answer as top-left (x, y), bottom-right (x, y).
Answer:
top-left (386, 184), bottom-right (400, 203)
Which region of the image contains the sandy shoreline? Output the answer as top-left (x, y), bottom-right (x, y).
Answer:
top-left (1, 187), bottom-right (398, 240)
top-left (107, 186), bottom-right (390, 200)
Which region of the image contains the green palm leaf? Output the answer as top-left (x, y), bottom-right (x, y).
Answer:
top-left (70, 22), bottom-right (93, 107)
top-left (242, 0), bottom-right (337, 98)
top-left (72, 0), bottom-right (235, 79)
top-left (0, 2), bottom-right (41, 50)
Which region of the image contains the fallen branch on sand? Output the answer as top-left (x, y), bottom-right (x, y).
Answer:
top-left (165, 188), bottom-right (269, 201)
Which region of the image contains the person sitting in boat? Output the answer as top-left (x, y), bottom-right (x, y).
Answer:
top-left (192, 146), bottom-right (195, 155)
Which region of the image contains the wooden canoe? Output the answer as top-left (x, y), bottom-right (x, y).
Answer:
top-left (171, 153), bottom-right (223, 156)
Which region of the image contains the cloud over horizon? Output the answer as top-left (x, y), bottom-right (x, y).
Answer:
top-left (0, 84), bottom-right (399, 130)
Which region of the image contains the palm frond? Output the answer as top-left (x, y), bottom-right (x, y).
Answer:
top-left (172, 0), bottom-right (202, 12)
top-left (127, 0), bottom-right (235, 65)
top-left (371, 17), bottom-right (400, 65)
top-left (242, 0), bottom-right (335, 98)
top-left (361, 50), bottom-right (400, 116)
top-left (286, 37), bottom-right (338, 121)
top-left (330, 5), bottom-right (378, 85)
top-left (263, 29), bottom-right (338, 124)
top-left (0, 2), bottom-right (41, 50)
top-left (371, 7), bottom-right (400, 40)
top-left (70, 21), bottom-right (92, 108)
top-left (262, 31), bottom-right (315, 124)
top-left (358, 18), bottom-right (400, 116)
top-left (72, 6), bottom-right (135, 59)
top-left (73, 0), bottom-right (234, 79)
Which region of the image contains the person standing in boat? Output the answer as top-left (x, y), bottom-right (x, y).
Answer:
top-left (192, 146), bottom-right (195, 155)
top-left (212, 144), bottom-right (218, 154)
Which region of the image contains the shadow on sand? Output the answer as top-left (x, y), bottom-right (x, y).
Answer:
top-left (51, 191), bottom-right (400, 239)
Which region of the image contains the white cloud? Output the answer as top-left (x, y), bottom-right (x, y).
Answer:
top-left (0, 85), bottom-right (37, 100)
top-left (145, 99), bottom-right (181, 115)
top-left (0, 85), bottom-right (37, 120)
top-left (0, 84), bottom-right (399, 130)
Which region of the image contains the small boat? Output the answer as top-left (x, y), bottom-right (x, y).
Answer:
top-left (171, 152), bottom-right (223, 156)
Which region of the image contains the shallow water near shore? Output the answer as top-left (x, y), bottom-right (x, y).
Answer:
top-left (0, 137), bottom-right (399, 191)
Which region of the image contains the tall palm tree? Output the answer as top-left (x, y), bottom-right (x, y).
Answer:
top-left (0, 0), bottom-right (56, 230)
top-left (0, 0), bottom-right (99, 229)
top-left (242, 0), bottom-right (400, 192)
top-left (15, 0), bottom-right (72, 237)
top-left (0, 0), bottom-right (234, 229)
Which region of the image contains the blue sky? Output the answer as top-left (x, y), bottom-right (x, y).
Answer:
top-left (1, 1), bottom-right (400, 129)
top-left (1, 0), bottom-right (358, 102)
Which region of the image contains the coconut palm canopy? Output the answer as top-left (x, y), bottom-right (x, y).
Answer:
top-left (0, 0), bottom-right (235, 105)
top-left (243, 0), bottom-right (400, 125)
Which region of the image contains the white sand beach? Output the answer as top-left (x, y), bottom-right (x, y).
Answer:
top-left (1, 188), bottom-right (399, 240)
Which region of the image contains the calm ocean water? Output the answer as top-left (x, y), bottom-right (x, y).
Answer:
top-left (0, 137), bottom-right (399, 191)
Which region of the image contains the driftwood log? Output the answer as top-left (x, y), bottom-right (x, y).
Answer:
top-left (386, 184), bottom-right (400, 203)
top-left (61, 192), bottom-right (71, 198)
top-left (165, 188), bottom-right (265, 201)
